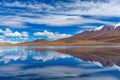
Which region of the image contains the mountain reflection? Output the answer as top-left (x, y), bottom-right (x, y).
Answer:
top-left (33, 46), bottom-right (120, 66)
top-left (0, 46), bottom-right (120, 80)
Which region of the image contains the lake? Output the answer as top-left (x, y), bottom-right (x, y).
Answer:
top-left (0, 46), bottom-right (120, 80)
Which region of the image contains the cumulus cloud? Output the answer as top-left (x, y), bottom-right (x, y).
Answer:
top-left (34, 30), bottom-right (54, 37)
top-left (0, 28), bottom-right (29, 43)
top-left (0, 28), bottom-right (29, 37)
top-left (21, 32), bottom-right (29, 37)
top-left (5, 31), bottom-right (22, 37)
top-left (34, 30), bottom-right (72, 40)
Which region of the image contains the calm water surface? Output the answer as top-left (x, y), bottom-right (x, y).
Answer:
top-left (0, 46), bottom-right (120, 80)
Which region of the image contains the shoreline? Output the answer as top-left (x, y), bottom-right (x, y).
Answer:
top-left (0, 45), bottom-right (120, 47)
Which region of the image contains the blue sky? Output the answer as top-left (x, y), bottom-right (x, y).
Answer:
top-left (0, 0), bottom-right (120, 43)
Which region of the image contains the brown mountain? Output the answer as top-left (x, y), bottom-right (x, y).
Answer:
top-left (58, 25), bottom-right (120, 43)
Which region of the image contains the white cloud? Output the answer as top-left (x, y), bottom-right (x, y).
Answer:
top-left (55, 0), bottom-right (120, 16)
top-left (4, 28), bottom-right (12, 33)
top-left (36, 15), bottom-right (108, 26)
top-left (0, 28), bottom-right (30, 43)
top-left (0, 19), bottom-right (28, 28)
top-left (0, 29), bottom-right (23, 43)
top-left (4, 1), bottom-right (55, 12)
top-left (0, 36), bottom-right (5, 42)
top-left (21, 32), bottom-right (29, 37)
top-left (34, 30), bottom-right (54, 37)
top-left (0, 28), bottom-right (29, 37)
top-left (5, 31), bottom-right (22, 37)
top-left (0, 1), bottom-right (119, 28)
top-left (2, 28), bottom-right (21, 37)
top-left (34, 30), bottom-right (72, 40)
top-left (0, 15), bottom-right (114, 28)
top-left (79, 26), bottom-right (97, 29)
top-left (2, 0), bottom-right (120, 17)
top-left (0, 29), bottom-right (4, 33)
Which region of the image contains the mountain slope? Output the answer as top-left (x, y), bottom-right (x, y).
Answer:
top-left (58, 25), bottom-right (120, 43)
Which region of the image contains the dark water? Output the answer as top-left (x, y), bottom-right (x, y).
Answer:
top-left (0, 46), bottom-right (120, 80)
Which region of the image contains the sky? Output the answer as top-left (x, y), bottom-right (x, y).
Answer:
top-left (0, 0), bottom-right (120, 43)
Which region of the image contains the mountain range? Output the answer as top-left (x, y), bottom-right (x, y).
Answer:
top-left (59, 24), bottom-right (120, 42)
top-left (1, 24), bottom-right (120, 46)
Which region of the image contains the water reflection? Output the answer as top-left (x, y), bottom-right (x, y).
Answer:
top-left (0, 46), bottom-right (119, 80)
top-left (33, 46), bottom-right (120, 66)
top-left (0, 46), bottom-right (72, 64)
